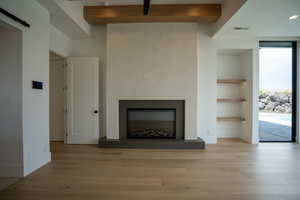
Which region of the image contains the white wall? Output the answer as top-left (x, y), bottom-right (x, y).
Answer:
top-left (106, 23), bottom-right (199, 140)
top-left (197, 26), bottom-right (258, 143)
top-left (0, 0), bottom-right (51, 176)
top-left (69, 26), bottom-right (106, 57)
top-left (197, 25), bottom-right (218, 143)
top-left (0, 25), bottom-right (23, 177)
top-left (50, 25), bottom-right (72, 57)
top-left (241, 50), bottom-right (253, 142)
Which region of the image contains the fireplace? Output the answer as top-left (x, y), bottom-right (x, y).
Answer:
top-left (119, 100), bottom-right (184, 140)
top-left (99, 100), bottom-right (205, 149)
top-left (127, 109), bottom-right (176, 139)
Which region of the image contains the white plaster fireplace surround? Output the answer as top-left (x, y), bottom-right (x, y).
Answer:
top-left (106, 23), bottom-right (198, 140)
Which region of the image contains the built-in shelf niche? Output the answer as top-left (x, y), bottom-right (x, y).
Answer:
top-left (216, 78), bottom-right (246, 123)
top-left (216, 49), bottom-right (251, 139)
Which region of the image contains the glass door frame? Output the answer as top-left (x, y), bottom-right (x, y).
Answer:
top-left (259, 41), bottom-right (297, 142)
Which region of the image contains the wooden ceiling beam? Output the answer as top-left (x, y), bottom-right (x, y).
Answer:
top-left (84, 4), bottom-right (221, 24)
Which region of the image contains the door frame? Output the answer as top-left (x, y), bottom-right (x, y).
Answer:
top-left (259, 41), bottom-right (297, 142)
top-left (49, 51), bottom-right (67, 143)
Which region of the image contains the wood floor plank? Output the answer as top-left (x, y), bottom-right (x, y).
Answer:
top-left (1, 139), bottom-right (300, 200)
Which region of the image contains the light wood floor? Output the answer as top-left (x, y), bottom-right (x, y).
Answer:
top-left (1, 139), bottom-right (300, 200)
top-left (0, 178), bottom-right (19, 192)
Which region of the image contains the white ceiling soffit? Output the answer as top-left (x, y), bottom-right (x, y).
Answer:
top-left (215, 0), bottom-right (300, 38)
top-left (212, 0), bottom-right (247, 36)
top-left (76, 0), bottom-right (224, 6)
top-left (37, 0), bottom-right (91, 39)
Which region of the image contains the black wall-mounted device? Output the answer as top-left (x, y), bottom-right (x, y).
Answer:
top-left (32, 81), bottom-right (43, 90)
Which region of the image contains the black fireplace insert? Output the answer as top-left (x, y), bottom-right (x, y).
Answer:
top-left (127, 108), bottom-right (176, 139)
top-left (119, 100), bottom-right (184, 140)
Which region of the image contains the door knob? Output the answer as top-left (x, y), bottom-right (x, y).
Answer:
top-left (94, 110), bottom-right (98, 114)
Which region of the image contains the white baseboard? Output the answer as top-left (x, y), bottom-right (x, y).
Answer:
top-left (23, 152), bottom-right (51, 177)
top-left (68, 137), bottom-right (98, 144)
top-left (201, 135), bottom-right (217, 144)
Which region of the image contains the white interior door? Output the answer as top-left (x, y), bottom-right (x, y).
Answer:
top-left (66, 57), bottom-right (99, 144)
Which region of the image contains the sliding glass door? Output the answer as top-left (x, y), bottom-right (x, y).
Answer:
top-left (259, 41), bottom-right (297, 142)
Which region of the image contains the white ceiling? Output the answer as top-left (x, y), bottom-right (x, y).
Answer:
top-left (53, 0), bottom-right (300, 39)
top-left (69, 0), bottom-right (224, 6)
top-left (217, 0), bottom-right (300, 38)
top-left (38, 0), bottom-right (91, 38)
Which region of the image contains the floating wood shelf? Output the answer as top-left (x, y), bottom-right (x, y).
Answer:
top-left (217, 79), bottom-right (246, 84)
top-left (217, 117), bottom-right (245, 122)
top-left (217, 98), bottom-right (246, 102)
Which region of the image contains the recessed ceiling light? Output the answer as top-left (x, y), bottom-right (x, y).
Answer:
top-left (289, 15), bottom-right (299, 20)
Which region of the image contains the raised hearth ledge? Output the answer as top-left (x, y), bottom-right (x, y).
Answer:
top-left (98, 137), bottom-right (205, 149)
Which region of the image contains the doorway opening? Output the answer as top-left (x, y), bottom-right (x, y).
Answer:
top-left (50, 56), bottom-right (100, 145)
top-left (259, 41), bottom-right (297, 142)
top-left (50, 52), bottom-right (66, 143)
top-left (0, 20), bottom-right (23, 190)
